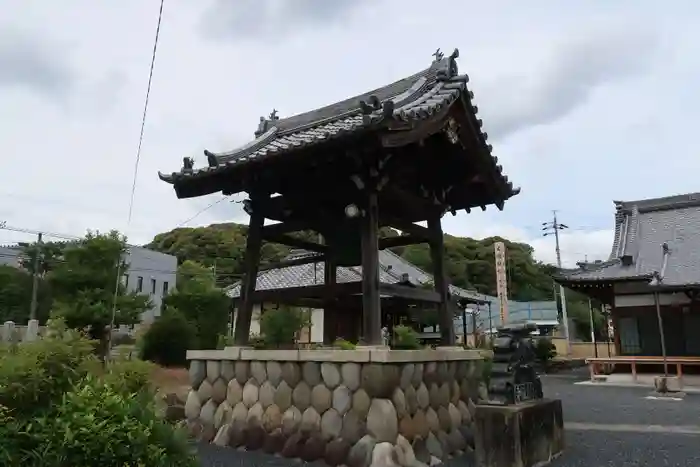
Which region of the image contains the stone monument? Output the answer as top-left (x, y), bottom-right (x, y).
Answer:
top-left (474, 323), bottom-right (565, 467)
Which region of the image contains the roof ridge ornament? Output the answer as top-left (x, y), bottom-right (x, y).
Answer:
top-left (436, 48), bottom-right (460, 81)
top-left (359, 95), bottom-right (395, 124)
top-left (255, 108), bottom-right (281, 138)
top-left (182, 157), bottom-right (194, 172)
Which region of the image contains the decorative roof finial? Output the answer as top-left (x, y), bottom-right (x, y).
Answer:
top-left (432, 48), bottom-right (444, 62)
top-left (182, 157), bottom-right (194, 171)
top-left (436, 48), bottom-right (460, 81)
top-left (269, 109), bottom-right (279, 121)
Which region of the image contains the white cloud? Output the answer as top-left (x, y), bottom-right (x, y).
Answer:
top-left (1, 0), bottom-right (698, 268)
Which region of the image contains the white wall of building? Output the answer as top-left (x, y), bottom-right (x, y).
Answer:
top-left (614, 292), bottom-right (691, 308)
top-left (231, 306), bottom-right (324, 342)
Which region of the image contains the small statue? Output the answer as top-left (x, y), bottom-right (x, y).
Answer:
top-left (269, 108), bottom-right (279, 121)
top-left (182, 157), bottom-right (194, 171)
top-left (432, 48), bottom-right (444, 62)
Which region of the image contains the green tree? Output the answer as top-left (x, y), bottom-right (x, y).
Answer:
top-left (48, 231), bottom-right (151, 350)
top-left (164, 260), bottom-right (229, 350)
top-left (140, 307), bottom-right (196, 367)
top-left (177, 259), bottom-right (217, 293)
top-left (19, 240), bottom-right (71, 275)
top-left (0, 266), bottom-right (51, 324)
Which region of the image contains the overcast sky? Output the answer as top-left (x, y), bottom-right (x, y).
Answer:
top-left (1, 0), bottom-right (698, 267)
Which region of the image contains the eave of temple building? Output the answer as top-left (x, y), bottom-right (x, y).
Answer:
top-left (158, 48), bottom-right (520, 219)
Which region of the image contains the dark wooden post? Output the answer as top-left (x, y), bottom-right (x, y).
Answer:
top-left (323, 253), bottom-right (337, 344)
top-left (428, 215), bottom-right (455, 346)
top-left (361, 190), bottom-right (382, 345)
top-left (233, 207), bottom-right (264, 346)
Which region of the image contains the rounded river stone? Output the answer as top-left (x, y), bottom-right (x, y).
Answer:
top-left (211, 378), bottom-right (227, 404)
top-left (226, 379), bottom-right (243, 406)
top-left (321, 362), bottom-right (341, 388)
top-left (259, 381), bottom-right (276, 408)
top-left (206, 360), bottom-right (221, 383)
top-left (292, 381), bottom-right (312, 411)
top-left (266, 361), bottom-right (282, 386)
top-left (366, 399), bottom-right (398, 443)
top-left (281, 362), bottom-right (301, 387)
top-left (302, 361), bottom-right (322, 386)
top-left (282, 406), bottom-right (302, 435)
top-left (274, 381), bottom-right (293, 412)
top-left (341, 362), bottom-right (361, 391)
top-left (332, 385), bottom-right (352, 414)
top-left (242, 381), bottom-right (259, 407)
top-left (234, 361), bottom-right (249, 384)
top-left (320, 408), bottom-right (342, 439)
top-left (250, 361), bottom-right (267, 384)
top-left (352, 388), bottom-right (371, 419)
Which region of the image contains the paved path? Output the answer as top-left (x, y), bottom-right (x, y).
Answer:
top-left (543, 374), bottom-right (700, 467)
top-left (198, 373), bottom-right (700, 466)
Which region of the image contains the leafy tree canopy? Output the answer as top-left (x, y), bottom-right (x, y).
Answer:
top-left (47, 231), bottom-right (151, 341)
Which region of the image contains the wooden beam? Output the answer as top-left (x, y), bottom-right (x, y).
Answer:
top-left (261, 220), bottom-right (312, 237)
top-left (383, 186), bottom-right (443, 223)
top-left (361, 189), bottom-right (383, 345)
top-left (379, 283), bottom-right (442, 303)
top-left (383, 217), bottom-right (433, 241)
top-left (379, 235), bottom-right (426, 250)
top-left (249, 281), bottom-right (362, 303)
top-left (233, 209), bottom-right (264, 346)
top-left (323, 250), bottom-right (338, 345)
top-left (262, 233), bottom-right (328, 253)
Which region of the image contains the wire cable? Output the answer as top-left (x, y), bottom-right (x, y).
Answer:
top-left (109, 0), bottom-right (165, 357)
top-left (176, 196), bottom-right (230, 228)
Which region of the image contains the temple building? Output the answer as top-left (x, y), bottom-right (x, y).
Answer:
top-left (555, 193), bottom-right (700, 357)
top-left (159, 48), bottom-right (519, 347)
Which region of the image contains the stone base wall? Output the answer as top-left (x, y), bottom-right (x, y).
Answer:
top-left (185, 347), bottom-right (489, 466)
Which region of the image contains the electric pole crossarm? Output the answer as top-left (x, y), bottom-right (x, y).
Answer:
top-left (543, 210), bottom-right (571, 355)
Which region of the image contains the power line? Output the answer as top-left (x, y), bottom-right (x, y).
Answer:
top-left (0, 222), bottom-right (80, 241)
top-left (176, 196), bottom-right (230, 227)
top-left (126, 0), bottom-right (165, 225)
top-left (110, 0), bottom-right (165, 355)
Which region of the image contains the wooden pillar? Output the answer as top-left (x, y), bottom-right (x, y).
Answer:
top-left (323, 254), bottom-right (337, 344)
top-left (233, 208), bottom-right (264, 346)
top-left (361, 190), bottom-right (382, 345)
top-left (428, 215), bottom-right (455, 346)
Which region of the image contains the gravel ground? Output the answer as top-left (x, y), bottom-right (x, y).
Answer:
top-left (198, 372), bottom-right (700, 467)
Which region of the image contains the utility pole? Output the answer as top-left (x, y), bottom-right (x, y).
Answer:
top-left (29, 232), bottom-right (43, 321)
top-left (543, 210), bottom-right (571, 355)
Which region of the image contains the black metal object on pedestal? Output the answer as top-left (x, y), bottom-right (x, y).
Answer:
top-left (487, 322), bottom-right (544, 405)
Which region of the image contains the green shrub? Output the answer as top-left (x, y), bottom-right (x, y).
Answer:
top-left (392, 325), bottom-right (421, 350)
top-left (140, 308), bottom-right (196, 367)
top-left (333, 338), bottom-right (356, 350)
top-left (164, 289), bottom-right (229, 349)
top-left (21, 377), bottom-right (197, 466)
top-left (216, 333), bottom-right (234, 350)
top-left (0, 325), bottom-right (196, 467)
top-left (0, 327), bottom-right (95, 417)
top-left (259, 307), bottom-right (309, 348)
top-left (104, 359), bottom-right (156, 395)
top-left (534, 337), bottom-right (557, 362)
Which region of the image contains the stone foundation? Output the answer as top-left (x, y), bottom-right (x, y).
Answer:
top-left (185, 347), bottom-right (489, 466)
top-left (473, 399), bottom-right (564, 467)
